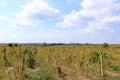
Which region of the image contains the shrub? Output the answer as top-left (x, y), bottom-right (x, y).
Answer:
top-left (102, 43), bottom-right (109, 48)
top-left (110, 66), bottom-right (120, 71)
top-left (40, 43), bottom-right (49, 47)
top-left (8, 43), bottom-right (19, 47)
top-left (89, 52), bottom-right (99, 63)
top-left (26, 50), bottom-right (35, 69)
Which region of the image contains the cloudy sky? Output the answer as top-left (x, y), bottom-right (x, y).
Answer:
top-left (0, 0), bottom-right (120, 43)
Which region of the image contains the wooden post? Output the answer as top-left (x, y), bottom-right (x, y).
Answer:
top-left (3, 47), bottom-right (10, 67)
top-left (53, 56), bottom-right (62, 79)
top-left (100, 52), bottom-right (104, 80)
top-left (18, 47), bottom-right (22, 58)
top-left (21, 49), bottom-right (26, 80)
top-left (3, 47), bottom-right (7, 66)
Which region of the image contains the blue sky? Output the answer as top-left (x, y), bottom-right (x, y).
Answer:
top-left (0, 0), bottom-right (120, 43)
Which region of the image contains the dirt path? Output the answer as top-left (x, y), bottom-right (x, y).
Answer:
top-left (61, 65), bottom-right (90, 80)
top-left (104, 70), bottom-right (120, 77)
top-left (104, 70), bottom-right (120, 80)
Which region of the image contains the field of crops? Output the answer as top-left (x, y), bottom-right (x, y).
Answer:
top-left (0, 44), bottom-right (120, 80)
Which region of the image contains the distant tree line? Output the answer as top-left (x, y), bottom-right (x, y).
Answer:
top-left (8, 43), bottom-right (19, 47)
top-left (39, 42), bottom-right (94, 46)
top-left (6, 42), bottom-right (109, 47)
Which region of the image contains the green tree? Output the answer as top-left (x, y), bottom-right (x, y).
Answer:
top-left (102, 43), bottom-right (109, 48)
top-left (40, 43), bottom-right (49, 47)
top-left (8, 43), bottom-right (19, 47)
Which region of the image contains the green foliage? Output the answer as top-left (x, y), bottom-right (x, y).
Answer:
top-left (3, 47), bottom-right (11, 67)
top-left (102, 43), bottom-right (109, 48)
top-left (8, 43), bottom-right (13, 47)
top-left (0, 44), bottom-right (120, 80)
top-left (25, 49), bottom-right (36, 69)
top-left (14, 43), bottom-right (19, 46)
top-left (38, 69), bottom-right (54, 80)
top-left (40, 43), bottom-right (49, 47)
top-left (8, 43), bottom-right (19, 47)
top-left (65, 54), bottom-right (72, 63)
top-left (89, 52), bottom-right (99, 63)
top-left (110, 66), bottom-right (120, 71)
top-left (25, 69), bottom-right (55, 80)
top-left (102, 53), bottom-right (115, 60)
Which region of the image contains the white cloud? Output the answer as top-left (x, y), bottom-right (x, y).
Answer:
top-left (0, 16), bottom-right (9, 21)
top-left (13, 19), bottom-right (36, 27)
top-left (14, 0), bottom-right (61, 26)
top-left (101, 16), bottom-right (120, 24)
top-left (57, 0), bottom-right (120, 32)
top-left (57, 10), bottom-right (93, 28)
top-left (0, 29), bottom-right (117, 43)
top-left (83, 22), bottom-right (114, 33)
